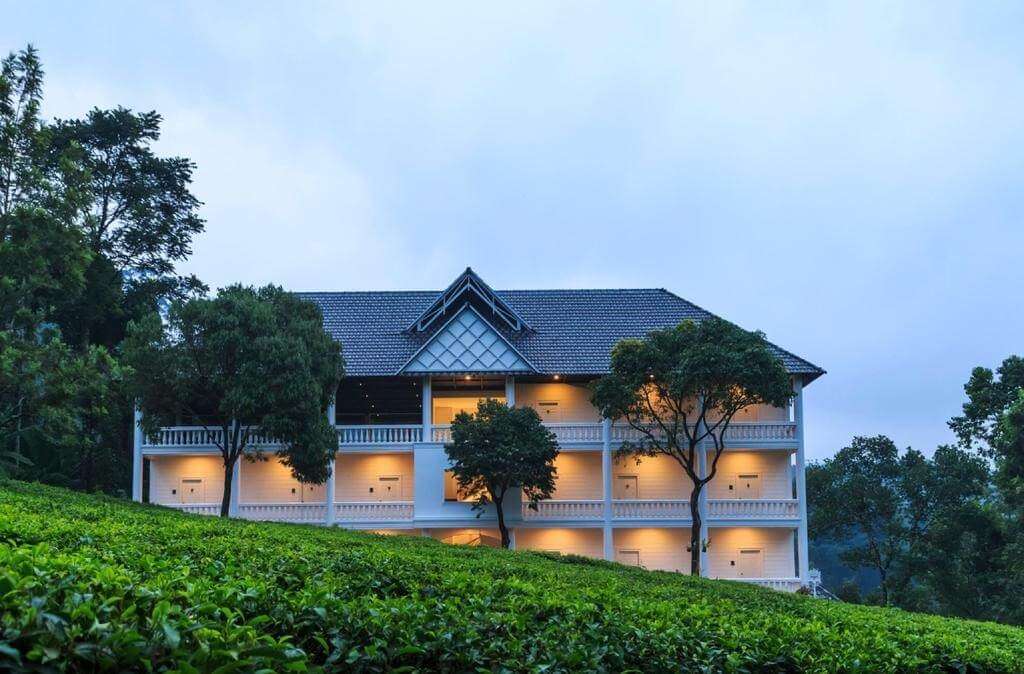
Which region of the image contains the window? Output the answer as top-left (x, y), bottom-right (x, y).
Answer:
top-left (728, 473), bottom-right (761, 499)
top-left (179, 477), bottom-right (205, 503)
top-left (536, 400), bottom-right (561, 422)
top-left (613, 474), bottom-right (639, 499)
top-left (376, 475), bottom-right (403, 502)
top-left (616, 549), bottom-right (641, 567)
top-left (737, 548), bottom-right (764, 577)
top-left (444, 469), bottom-right (477, 502)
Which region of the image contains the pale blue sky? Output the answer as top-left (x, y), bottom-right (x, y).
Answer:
top-left (6, 2), bottom-right (1024, 460)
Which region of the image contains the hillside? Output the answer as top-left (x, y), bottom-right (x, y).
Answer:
top-left (1, 482), bottom-right (1022, 672)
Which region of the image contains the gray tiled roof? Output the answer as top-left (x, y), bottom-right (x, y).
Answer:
top-left (297, 287), bottom-right (824, 381)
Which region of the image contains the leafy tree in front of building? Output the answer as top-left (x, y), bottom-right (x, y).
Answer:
top-left (591, 318), bottom-right (793, 576)
top-left (125, 285), bottom-right (343, 516)
top-left (446, 398), bottom-right (559, 548)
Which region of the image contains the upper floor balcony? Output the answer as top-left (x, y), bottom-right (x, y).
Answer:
top-left (141, 419), bottom-right (797, 454)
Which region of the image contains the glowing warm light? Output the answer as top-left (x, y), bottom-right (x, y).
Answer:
top-left (464, 375), bottom-right (472, 380)
top-left (553, 374), bottom-right (561, 380)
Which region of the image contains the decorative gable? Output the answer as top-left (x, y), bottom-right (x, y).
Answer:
top-left (400, 305), bottom-right (534, 374)
top-left (407, 267), bottom-right (530, 333)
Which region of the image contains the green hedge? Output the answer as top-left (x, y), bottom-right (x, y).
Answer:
top-left (1, 481), bottom-right (1022, 672)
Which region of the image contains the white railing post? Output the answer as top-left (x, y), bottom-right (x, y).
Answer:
top-left (229, 458), bottom-right (241, 518)
top-left (325, 401), bottom-right (337, 526)
top-left (132, 405), bottom-right (144, 502)
top-left (602, 417), bottom-right (613, 560)
top-left (794, 378), bottom-right (809, 581)
top-left (505, 375), bottom-right (516, 407)
top-left (422, 376), bottom-right (432, 441)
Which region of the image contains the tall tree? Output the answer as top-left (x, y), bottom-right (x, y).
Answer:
top-left (446, 399), bottom-right (559, 549)
top-left (807, 436), bottom-right (989, 607)
top-left (125, 285), bottom-right (343, 516)
top-left (950, 356), bottom-right (1024, 506)
top-left (591, 318), bottom-right (792, 575)
top-left (46, 106), bottom-right (206, 349)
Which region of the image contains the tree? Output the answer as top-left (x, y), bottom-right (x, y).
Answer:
top-left (446, 399), bottom-right (559, 548)
top-left (591, 318), bottom-right (792, 575)
top-left (807, 436), bottom-right (989, 607)
top-left (125, 285), bottom-right (343, 516)
top-left (46, 106), bottom-right (207, 350)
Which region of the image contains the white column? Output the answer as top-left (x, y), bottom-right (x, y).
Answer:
top-left (602, 417), bottom-right (614, 561)
top-left (131, 405), bottom-right (144, 502)
top-left (794, 378), bottom-right (810, 581)
top-left (505, 375), bottom-right (516, 407)
top-left (697, 443), bottom-right (709, 576)
top-left (228, 455), bottom-right (241, 518)
top-left (421, 375), bottom-right (432, 442)
top-left (508, 528), bottom-right (517, 550)
top-left (325, 400), bottom-right (337, 526)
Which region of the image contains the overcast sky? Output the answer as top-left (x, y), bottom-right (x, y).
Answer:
top-left (6, 2), bottom-right (1024, 460)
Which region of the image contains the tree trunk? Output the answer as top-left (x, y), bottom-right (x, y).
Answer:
top-left (689, 486), bottom-right (703, 576)
top-left (495, 498), bottom-right (511, 549)
top-left (220, 456), bottom-right (234, 518)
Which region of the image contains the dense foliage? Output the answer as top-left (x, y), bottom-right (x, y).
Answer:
top-left (0, 45), bottom-right (204, 494)
top-left (810, 355), bottom-right (1024, 625)
top-left (1, 482), bottom-right (1022, 672)
top-left (591, 318), bottom-right (793, 575)
top-left (446, 399), bottom-right (559, 548)
top-left (125, 284), bottom-right (344, 515)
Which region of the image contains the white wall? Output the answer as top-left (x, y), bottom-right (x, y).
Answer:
top-left (706, 451), bottom-right (793, 499)
top-left (611, 454), bottom-right (692, 500)
top-left (707, 527), bottom-right (796, 579)
top-left (729, 403), bottom-right (789, 422)
top-left (515, 382), bottom-right (600, 422)
top-left (516, 527), bottom-right (603, 558)
top-left (241, 455), bottom-right (324, 503)
top-left (336, 453), bottom-right (414, 501)
top-left (612, 528), bottom-right (689, 572)
top-left (149, 455), bottom-right (224, 505)
top-left (550, 452), bottom-right (603, 499)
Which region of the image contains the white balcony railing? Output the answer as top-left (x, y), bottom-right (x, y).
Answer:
top-left (143, 419), bottom-right (797, 452)
top-left (722, 423), bottom-right (798, 442)
top-left (544, 423), bottom-right (604, 444)
top-left (163, 503), bottom-right (220, 516)
top-left (239, 503), bottom-right (327, 523)
top-left (610, 422), bottom-right (797, 445)
top-left (142, 426), bottom-right (283, 450)
top-left (707, 499), bottom-right (799, 519)
top-left (522, 499), bottom-right (604, 520)
top-left (734, 577), bottom-right (803, 592)
top-left (613, 499), bottom-right (690, 519)
top-left (431, 424), bottom-right (452, 443)
top-left (335, 501), bottom-right (414, 522)
top-left (338, 425), bottom-right (422, 446)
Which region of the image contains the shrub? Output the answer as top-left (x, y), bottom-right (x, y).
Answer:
top-left (1, 481), bottom-right (1022, 672)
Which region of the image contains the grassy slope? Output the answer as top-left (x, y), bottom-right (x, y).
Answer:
top-left (1, 481), bottom-right (1022, 673)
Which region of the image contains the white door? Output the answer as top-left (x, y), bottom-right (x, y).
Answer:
top-left (377, 475), bottom-right (403, 502)
top-left (300, 482), bottom-right (326, 503)
top-left (736, 473), bottom-right (761, 499)
top-left (179, 477), bottom-right (205, 503)
top-left (614, 474), bottom-right (639, 499)
top-left (537, 401), bottom-right (561, 423)
top-left (616, 549), bottom-right (641, 567)
top-left (737, 548), bottom-right (764, 578)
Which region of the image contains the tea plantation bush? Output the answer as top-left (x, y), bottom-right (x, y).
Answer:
top-left (1, 481), bottom-right (1022, 672)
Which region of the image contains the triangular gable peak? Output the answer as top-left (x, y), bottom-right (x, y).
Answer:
top-left (407, 267), bottom-right (530, 333)
top-left (400, 304), bottom-right (536, 374)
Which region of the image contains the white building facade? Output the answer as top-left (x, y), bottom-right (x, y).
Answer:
top-left (133, 268), bottom-right (823, 592)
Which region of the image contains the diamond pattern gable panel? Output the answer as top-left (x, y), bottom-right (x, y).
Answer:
top-left (402, 307), bottom-right (533, 374)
